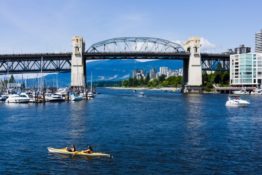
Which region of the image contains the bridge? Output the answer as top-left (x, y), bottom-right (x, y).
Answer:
top-left (0, 36), bottom-right (230, 93)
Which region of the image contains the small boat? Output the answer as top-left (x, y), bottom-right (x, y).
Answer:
top-left (87, 72), bottom-right (95, 99)
top-left (250, 88), bottom-right (262, 95)
top-left (6, 93), bottom-right (30, 103)
top-left (45, 93), bottom-right (65, 102)
top-left (225, 95), bottom-right (250, 107)
top-left (0, 95), bottom-right (9, 101)
top-left (87, 91), bottom-right (95, 99)
top-left (233, 87), bottom-right (249, 95)
top-left (138, 92), bottom-right (145, 97)
top-left (47, 147), bottom-right (111, 158)
top-left (70, 94), bottom-right (83, 101)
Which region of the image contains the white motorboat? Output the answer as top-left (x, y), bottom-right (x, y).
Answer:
top-left (6, 93), bottom-right (30, 103)
top-left (225, 95), bottom-right (250, 107)
top-left (0, 95), bottom-right (9, 101)
top-left (87, 91), bottom-right (95, 99)
top-left (232, 89), bottom-right (249, 95)
top-left (138, 92), bottom-right (145, 97)
top-left (56, 88), bottom-right (69, 96)
top-left (250, 88), bottom-right (262, 95)
top-left (45, 93), bottom-right (65, 102)
top-left (70, 94), bottom-right (83, 101)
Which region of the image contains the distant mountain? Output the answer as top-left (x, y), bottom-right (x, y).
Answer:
top-left (27, 59), bottom-right (183, 87)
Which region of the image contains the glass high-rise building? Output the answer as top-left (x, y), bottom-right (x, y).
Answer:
top-left (256, 29), bottom-right (262, 53)
top-left (230, 53), bottom-right (262, 87)
top-left (159, 67), bottom-right (169, 76)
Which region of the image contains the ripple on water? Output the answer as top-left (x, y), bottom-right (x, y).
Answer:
top-left (1, 89), bottom-right (262, 174)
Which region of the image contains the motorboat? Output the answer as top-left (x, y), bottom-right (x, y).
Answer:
top-left (250, 88), bottom-right (262, 95)
top-left (0, 95), bottom-right (9, 101)
top-left (225, 95), bottom-right (250, 107)
top-left (45, 93), bottom-right (65, 102)
top-left (57, 88), bottom-right (69, 95)
top-left (138, 92), bottom-right (145, 97)
top-left (70, 93), bottom-right (83, 101)
top-left (6, 93), bottom-right (30, 103)
top-left (87, 91), bottom-right (95, 99)
top-left (232, 89), bottom-right (249, 95)
top-left (28, 94), bottom-right (43, 103)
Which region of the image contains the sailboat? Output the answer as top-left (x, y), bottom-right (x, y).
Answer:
top-left (87, 73), bottom-right (95, 99)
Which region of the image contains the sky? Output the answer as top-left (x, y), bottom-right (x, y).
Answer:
top-left (0, 0), bottom-right (262, 54)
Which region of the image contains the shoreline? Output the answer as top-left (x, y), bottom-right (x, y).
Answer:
top-left (105, 87), bottom-right (220, 94)
top-left (105, 87), bottom-right (181, 91)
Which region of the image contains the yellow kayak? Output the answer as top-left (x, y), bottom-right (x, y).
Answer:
top-left (47, 147), bottom-right (112, 158)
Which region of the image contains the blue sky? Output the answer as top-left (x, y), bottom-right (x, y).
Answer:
top-left (0, 0), bottom-right (261, 53)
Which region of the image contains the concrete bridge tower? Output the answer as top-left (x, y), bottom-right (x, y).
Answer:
top-left (183, 37), bottom-right (202, 93)
top-left (71, 36), bottom-right (86, 89)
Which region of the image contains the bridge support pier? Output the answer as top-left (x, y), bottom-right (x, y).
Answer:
top-left (71, 36), bottom-right (86, 90)
top-left (183, 37), bottom-right (202, 93)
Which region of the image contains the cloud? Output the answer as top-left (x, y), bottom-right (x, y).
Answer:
top-left (173, 40), bottom-right (183, 45)
top-left (173, 38), bottom-right (216, 53)
top-left (200, 37), bottom-right (216, 52)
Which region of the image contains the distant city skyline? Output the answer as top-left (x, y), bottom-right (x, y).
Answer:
top-left (0, 0), bottom-right (262, 54)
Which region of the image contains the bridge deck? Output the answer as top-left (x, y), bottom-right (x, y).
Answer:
top-left (0, 52), bottom-right (230, 74)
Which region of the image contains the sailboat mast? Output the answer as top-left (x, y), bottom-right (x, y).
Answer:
top-left (56, 73), bottom-right (59, 89)
top-left (40, 56), bottom-right (43, 91)
top-left (90, 72), bottom-right (93, 92)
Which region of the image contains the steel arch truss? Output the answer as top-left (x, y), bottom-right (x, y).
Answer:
top-left (201, 59), bottom-right (230, 71)
top-left (87, 37), bottom-right (185, 53)
top-left (0, 53), bottom-right (71, 74)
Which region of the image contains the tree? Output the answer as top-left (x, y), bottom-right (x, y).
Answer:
top-left (145, 73), bottom-right (150, 84)
top-left (122, 80), bottom-right (129, 87)
top-left (133, 77), bottom-right (138, 87)
top-left (158, 74), bottom-right (166, 82)
top-left (214, 72), bottom-right (222, 84)
top-left (9, 75), bottom-right (16, 83)
top-left (222, 71), bottom-right (229, 85)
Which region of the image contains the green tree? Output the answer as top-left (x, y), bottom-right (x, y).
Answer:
top-left (145, 73), bottom-right (150, 84)
top-left (158, 74), bottom-right (166, 82)
top-left (133, 77), bottom-right (138, 87)
top-left (222, 71), bottom-right (229, 85)
top-left (214, 72), bottom-right (222, 84)
top-left (122, 80), bottom-right (129, 87)
top-left (9, 75), bottom-right (16, 83)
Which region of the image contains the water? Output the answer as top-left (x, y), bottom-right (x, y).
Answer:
top-left (0, 88), bottom-right (262, 174)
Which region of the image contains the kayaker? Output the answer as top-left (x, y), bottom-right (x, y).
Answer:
top-left (83, 145), bottom-right (93, 154)
top-left (66, 144), bottom-right (76, 152)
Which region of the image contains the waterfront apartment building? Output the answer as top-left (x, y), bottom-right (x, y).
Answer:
top-left (256, 29), bottom-right (262, 53)
top-left (234, 44), bottom-right (251, 54)
top-left (230, 53), bottom-right (262, 87)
